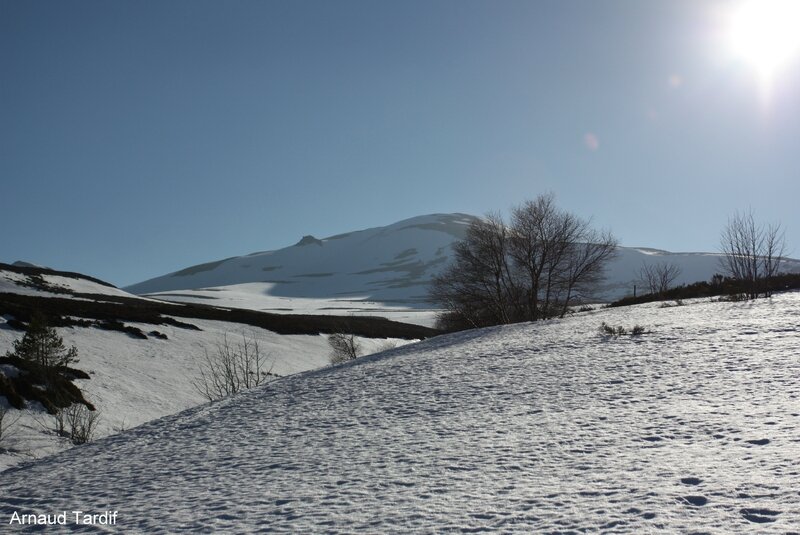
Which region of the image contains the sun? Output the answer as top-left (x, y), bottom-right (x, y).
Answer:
top-left (727, 0), bottom-right (800, 85)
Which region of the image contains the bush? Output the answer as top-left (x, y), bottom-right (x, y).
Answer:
top-left (55, 404), bottom-right (99, 445)
top-left (0, 375), bottom-right (25, 409)
top-left (193, 333), bottom-right (275, 401)
top-left (600, 322), bottom-right (647, 337)
top-left (600, 322), bottom-right (626, 336)
top-left (149, 330), bottom-right (168, 340)
top-left (0, 405), bottom-right (21, 446)
top-left (95, 320), bottom-right (148, 339)
top-left (329, 332), bottom-right (362, 364)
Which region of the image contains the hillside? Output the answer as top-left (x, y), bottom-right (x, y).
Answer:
top-left (126, 214), bottom-right (478, 304)
top-left (124, 214), bottom-right (800, 313)
top-left (0, 264), bottom-right (429, 471)
top-left (2, 292), bottom-right (798, 532)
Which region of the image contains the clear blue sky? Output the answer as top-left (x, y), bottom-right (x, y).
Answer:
top-left (2, 0), bottom-right (799, 287)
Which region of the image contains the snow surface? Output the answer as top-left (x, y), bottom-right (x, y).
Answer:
top-left (2, 292), bottom-right (799, 532)
top-left (144, 283), bottom-right (439, 327)
top-left (0, 315), bottom-right (411, 472)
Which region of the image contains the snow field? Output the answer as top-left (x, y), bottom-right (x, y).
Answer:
top-left (0, 315), bottom-right (411, 472)
top-left (2, 292), bottom-right (799, 532)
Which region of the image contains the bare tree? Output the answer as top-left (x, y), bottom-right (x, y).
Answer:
top-left (638, 262), bottom-right (682, 296)
top-left (508, 194), bottom-right (561, 321)
top-left (430, 213), bottom-right (523, 328)
top-left (508, 194), bottom-right (617, 319)
top-left (762, 222), bottom-right (786, 293)
top-left (555, 227), bottom-right (618, 317)
top-left (328, 332), bottom-right (362, 364)
top-left (431, 193), bottom-right (617, 329)
top-left (193, 333), bottom-right (273, 401)
top-left (720, 210), bottom-right (786, 298)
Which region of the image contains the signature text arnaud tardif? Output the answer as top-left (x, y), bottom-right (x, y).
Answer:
top-left (9, 510), bottom-right (118, 526)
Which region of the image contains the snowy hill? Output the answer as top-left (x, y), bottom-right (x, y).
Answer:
top-left (0, 264), bottom-right (427, 471)
top-left (2, 292), bottom-right (799, 532)
top-left (125, 213), bottom-right (800, 310)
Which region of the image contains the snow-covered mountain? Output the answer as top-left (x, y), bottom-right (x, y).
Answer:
top-left (126, 213), bottom-right (800, 306)
top-left (2, 292), bottom-right (799, 532)
top-left (126, 213), bottom-right (477, 305)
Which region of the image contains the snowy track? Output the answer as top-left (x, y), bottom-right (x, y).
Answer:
top-left (2, 293), bottom-right (800, 532)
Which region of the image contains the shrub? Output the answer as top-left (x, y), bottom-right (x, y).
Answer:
top-left (717, 293), bottom-right (748, 302)
top-left (95, 320), bottom-right (148, 339)
top-left (193, 333), bottom-right (275, 401)
top-left (55, 404), bottom-right (99, 445)
top-left (329, 332), bottom-right (362, 364)
top-left (600, 322), bottom-right (626, 336)
top-left (0, 405), bottom-right (21, 446)
top-left (600, 322), bottom-right (648, 337)
top-left (149, 330), bottom-right (168, 340)
top-left (0, 375), bottom-right (25, 409)
top-left (0, 405), bottom-right (7, 443)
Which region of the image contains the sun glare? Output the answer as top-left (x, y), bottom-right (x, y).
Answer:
top-left (727, 0), bottom-right (800, 86)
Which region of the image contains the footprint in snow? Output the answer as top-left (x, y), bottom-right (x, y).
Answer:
top-left (680, 477), bottom-right (702, 485)
top-left (745, 438), bottom-right (770, 446)
top-left (740, 508), bottom-right (781, 523)
top-left (682, 496), bottom-right (708, 506)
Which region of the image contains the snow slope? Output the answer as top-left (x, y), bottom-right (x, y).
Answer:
top-left (2, 292), bottom-right (799, 532)
top-left (0, 268), bottom-right (416, 472)
top-left (125, 213), bottom-right (800, 308)
top-left (0, 267), bottom-right (140, 301)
